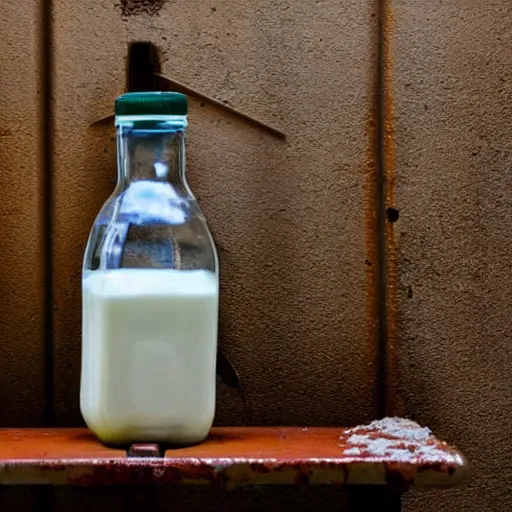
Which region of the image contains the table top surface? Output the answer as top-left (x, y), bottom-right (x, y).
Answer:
top-left (0, 418), bottom-right (467, 490)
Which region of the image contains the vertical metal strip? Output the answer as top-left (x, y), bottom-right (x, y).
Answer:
top-left (376, 0), bottom-right (391, 418)
top-left (376, 0), bottom-right (398, 417)
top-left (41, 0), bottom-right (54, 427)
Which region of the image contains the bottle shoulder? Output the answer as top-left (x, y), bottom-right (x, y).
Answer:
top-left (83, 182), bottom-right (217, 273)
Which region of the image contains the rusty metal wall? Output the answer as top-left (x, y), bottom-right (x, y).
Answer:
top-left (51, 0), bottom-right (379, 427)
top-left (0, 1), bottom-right (511, 511)
top-left (0, 0), bottom-right (46, 427)
top-left (387, 2), bottom-right (512, 512)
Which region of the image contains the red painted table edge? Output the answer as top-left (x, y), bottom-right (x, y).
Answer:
top-left (0, 427), bottom-right (468, 490)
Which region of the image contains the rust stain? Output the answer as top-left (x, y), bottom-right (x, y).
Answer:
top-left (385, 466), bottom-right (414, 493)
top-left (117, 0), bottom-right (166, 17)
top-left (382, 4), bottom-right (399, 415)
top-left (293, 465), bottom-right (312, 486)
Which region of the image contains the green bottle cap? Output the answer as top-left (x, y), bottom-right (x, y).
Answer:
top-left (115, 92), bottom-right (188, 116)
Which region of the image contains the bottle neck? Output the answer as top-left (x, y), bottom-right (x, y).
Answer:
top-left (116, 116), bottom-right (190, 197)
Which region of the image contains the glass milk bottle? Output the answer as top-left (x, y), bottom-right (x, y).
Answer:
top-left (81, 92), bottom-right (219, 445)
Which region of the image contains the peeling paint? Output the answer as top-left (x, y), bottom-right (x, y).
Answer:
top-left (0, 426), bottom-right (467, 489)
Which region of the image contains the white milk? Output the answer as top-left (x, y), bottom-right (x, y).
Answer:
top-left (81, 268), bottom-right (219, 445)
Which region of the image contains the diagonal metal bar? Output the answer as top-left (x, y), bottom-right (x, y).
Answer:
top-left (155, 73), bottom-right (285, 139)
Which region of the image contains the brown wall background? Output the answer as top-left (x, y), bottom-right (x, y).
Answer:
top-left (51, 0), bottom-right (378, 428)
top-left (389, 2), bottom-right (512, 511)
top-left (0, 1), bottom-right (510, 511)
top-left (0, 0), bottom-right (46, 426)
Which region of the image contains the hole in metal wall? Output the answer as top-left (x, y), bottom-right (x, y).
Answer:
top-left (386, 207), bottom-right (400, 223)
top-left (127, 42), bottom-right (161, 92)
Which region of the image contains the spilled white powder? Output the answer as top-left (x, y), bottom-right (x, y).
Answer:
top-left (340, 417), bottom-right (459, 463)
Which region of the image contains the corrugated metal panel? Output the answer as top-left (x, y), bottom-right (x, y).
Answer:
top-left (388, 2), bottom-right (512, 511)
top-left (0, 0), bottom-right (45, 427)
top-left (51, 0), bottom-right (380, 427)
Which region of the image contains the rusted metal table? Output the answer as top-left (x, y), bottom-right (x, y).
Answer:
top-left (0, 419), bottom-right (466, 511)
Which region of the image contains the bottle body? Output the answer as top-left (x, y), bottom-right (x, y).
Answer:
top-left (81, 268), bottom-right (218, 445)
top-left (81, 107), bottom-right (219, 445)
